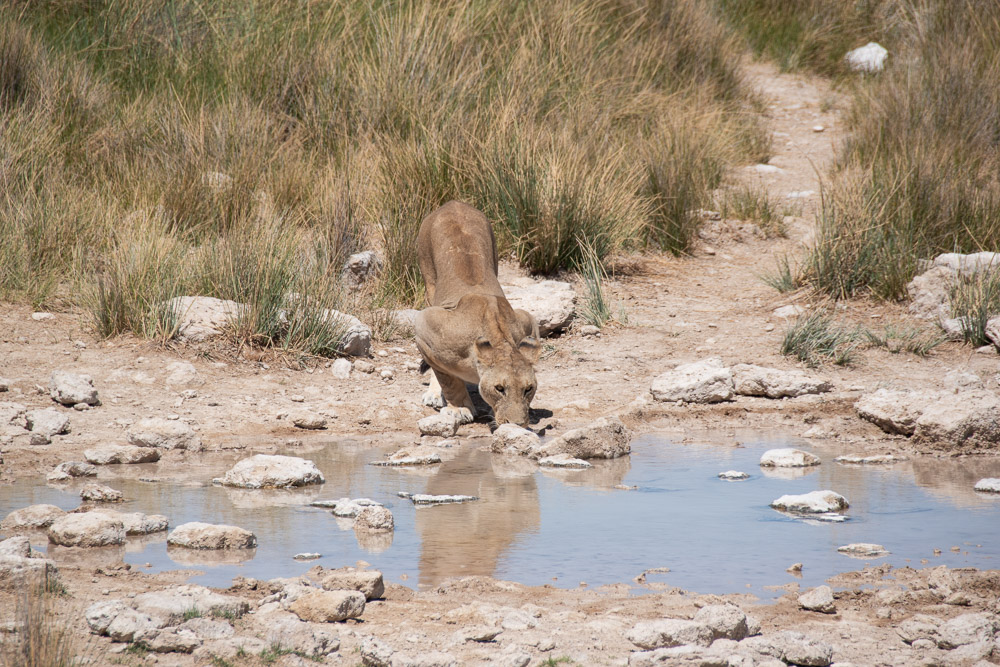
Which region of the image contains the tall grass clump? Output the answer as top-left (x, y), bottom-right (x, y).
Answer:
top-left (801, 1), bottom-right (1000, 301)
top-left (0, 584), bottom-right (89, 667)
top-left (949, 271), bottom-right (1000, 348)
top-left (0, 0), bottom-right (769, 346)
top-left (714, 0), bottom-right (902, 74)
top-left (781, 311), bottom-right (858, 367)
top-left (577, 237), bottom-right (613, 329)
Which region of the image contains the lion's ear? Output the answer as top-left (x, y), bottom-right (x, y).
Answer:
top-left (518, 337), bottom-right (541, 363)
top-left (474, 337), bottom-right (496, 365)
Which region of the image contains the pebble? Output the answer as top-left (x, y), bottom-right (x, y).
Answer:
top-left (799, 585), bottom-right (837, 613)
top-left (812, 125), bottom-right (825, 132)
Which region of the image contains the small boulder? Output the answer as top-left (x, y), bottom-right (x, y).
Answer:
top-left (650, 357), bottom-right (734, 404)
top-left (371, 446), bottom-right (442, 466)
top-left (490, 424), bottom-right (541, 456)
top-left (321, 309), bottom-right (371, 357)
top-left (1, 504), bottom-right (67, 532)
top-left (80, 483), bottom-right (124, 503)
top-left (341, 251), bottom-right (383, 291)
top-left (84, 444), bottom-right (161, 465)
top-left (49, 370), bottom-right (99, 406)
top-left (913, 390), bottom-right (1000, 451)
top-left (0, 401), bottom-right (27, 428)
top-left (833, 454), bottom-right (906, 465)
top-left (936, 613), bottom-right (997, 649)
top-left (331, 358), bottom-right (352, 379)
top-left (531, 416), bottom-right (630, 460)
top-left (47, 460), bottom-right (97, 482)
top-left (317, 567), bottom-right (385, 600)
top-left (214, 454), bottom-right (325, 489)
top-left (844, 41), bottom-right (888, 73)
top-left (731, 364), bottom-right (832, 398)
top-left (974, 478), bottom-right (1000, 493)
top-left (418, 413), bottom-right (460, 437)
top-left (291, 411), bottom-right (328, 430)
top-left (289, 590), bottom-right (365, 623)
top-left (323, 498), bottom-right (382, 518)
top-left (167, 522), bottom-right (257, 549)
top-left (798, 585), bottom-right (837, 614)
top-left (127, 418), bottom-right (202, 451)
top-left (538, 454), bottom-right (592, 468)
top-left (166, 296), bottom-right (240, 342)
top-left (759, 448), bottom-right (820, 468)
top-left (771, 490), bottom-right (849, 514)
top-left (89, 510), bottom-right (168, 535)
top-left (48, 513), bottom-right (125, 547)
top-left (502, 280), bottom-right (576, 336)
top-left (855, 389), bottom-right (934, 436)
top-left (354, 506), bottom-right (394, 532)
top-left (627, 619), bottom-right (713, 649)
top-left (837, 543), bottom-right (890, 558)
top-left (26, 408), bottom-right (71, 437)
top-left (769, 631), bottom-right (834, 667)
top-left (718, 470), bottom-right (749, 480)
top-left (133, 585), bottom-right (250, 623)
top-left (692, 604), bottom-right (752, 641)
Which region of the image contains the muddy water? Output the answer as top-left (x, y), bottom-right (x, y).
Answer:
top-left (4, 433), bottom-right (1000, 597)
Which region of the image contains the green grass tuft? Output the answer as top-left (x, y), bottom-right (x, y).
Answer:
top-left (780, 311), bottom-right (858, 367)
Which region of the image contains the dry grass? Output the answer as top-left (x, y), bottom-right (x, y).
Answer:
top-left (1, 0), bottom-right (769, 350)
top-left (0, 584), bottom-right (91, 667)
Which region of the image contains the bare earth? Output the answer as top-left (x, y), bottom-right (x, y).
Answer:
top-left (1, 63), bottom-right (999, 666)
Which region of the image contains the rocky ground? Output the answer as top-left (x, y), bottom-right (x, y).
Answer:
top-left (2, 63), bottom-right (1000, 666)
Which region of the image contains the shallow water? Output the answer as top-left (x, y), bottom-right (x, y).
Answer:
top-left (3, 433), bottom-right (1000, 597)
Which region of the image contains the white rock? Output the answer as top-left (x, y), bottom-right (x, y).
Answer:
top-left (855, 388), bottom-right (934, 436)
top-left (136, 627), bottom-right (202, 653)
top-left (833, 454), bottom-right (907, 465)
top-left (501, 280), bottom-right (576, 336)
top-left (317, 566), bottom-right (385, 600)
top-left (693, 604), bottom-right (752, 640)
top-left (532, 416), bottom-right (631, 460)
top-left (49, 370), bottom-right (99, 406)
top-left (974, 478), bottom-right (1000, 493)
top-left (31, 311), bottom-right (55, 321)
top-left (360, 636), bottom-right (396, 667)
top-left (392, 309), bottom-right (420, 335)
top-left (290, 411), bottom-right (328, 430)
top-left (48, 513), bottom-right (125, 547)
top-left (845, 41), bottom-right (888, 72)
top-left (84, 444), bottom-right (161, 465)
top-left (913, 390), bottom-right (1000, 451)
top-left (897, 615), bottom-right (942, 644)
top-left (354, 506), bottom-right (393, 532)
top-left (798, 585), bottom-right (836, 613)
top-left (371, 446), bottom-right (442, 466)
top-left (176, 617), bottom-right (234, 640)
top-left (771, 490), bottom-right (849, 514)
top-left (288, 589), bottom-right (365, 623)
top-left (107, 608), bottom-right (162, 642)
top-left (773, 305), bottom-right (805, 319)
top-left (932, 251), bottom-right (1000, 275)
top-left (650, 357), bottom-right (734, 404)
top-left (166, 296), bottom-right (241, 342)
top-left (837, 543), bottom-right (890, 558)
top-left (731, 364), bottom-right (832, 398)
top-left (214, 454), bottom-right (324, 488)
top-left (491, 424), bottom-right (541, 456)
top-left (0, 536), bottom-right (32, 559)
top-left (331, 358), bottom-right (352, 379)
top-left (538, 454), bottom-right (592, 468)
top-left (48, 461), bottom-right (97, 481)
top-left (26, 408), bottom-right (70, 437)
top-left (133, 585), bottom-right (250, 622)
top-left (127, 417), bottom-right (202, 450)
top-left (418, 413), bottom-right (459, 437)
top-left (320, 309), bottom-right (371, 357)
top-left (341, 251), bottom-right (383, 291)
top-left (627, 619), bottom-right (713, 649)
top-left (759, 448), bottom-right (820, 467)
top-left (323, 498), bottom-right (382, 518)
top-left (1, 504), bottom-right (66, 532)
top-left (401, 493), bottom-right (478, 505)
top-left (80, 483), bottom-right (124, 502)
top-left (985, 316), bottom-right (1000, 348)
top-left (936, 613), bottom-right (997, 650)
top-left (85, 600), bottom-right (129, 635)
top-left (769, 631), bottom-right (834, 666)
top-left (167, 522), bottom-right (257, 549)
top-left (906, 265), bottom-right (956, 320)
top-left (718, 470), bottom-right (749, 480)
top-left (165, 361), bottom-right (204, 389)
top-left (88, 510), bottom-right (168, 535)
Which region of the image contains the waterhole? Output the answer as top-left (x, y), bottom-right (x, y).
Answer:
top-left (4, 433), bottom-right (999, 597)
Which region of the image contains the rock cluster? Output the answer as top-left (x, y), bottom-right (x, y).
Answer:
top-left (491, 417), bottom-right (631, 461)
top-left (650, 357), bottom-right (831, 404)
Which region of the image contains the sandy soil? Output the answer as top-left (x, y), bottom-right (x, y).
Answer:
top-left (1, 62), bottom-right (999, 666)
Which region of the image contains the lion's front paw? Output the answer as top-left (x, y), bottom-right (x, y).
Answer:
top-left (422, 387), bottom-right (446, 409)
top-left (441, 406), bottom-right (475, 425)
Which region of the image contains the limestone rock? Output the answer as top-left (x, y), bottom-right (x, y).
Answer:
top-left (627, 619), bottom-right (713, 649)
top-left (650, 357), bottom-right (734, 404)
top-left (166, 296), bottom-right (240, 342)
top-left (913, 390), bottom-right (1000, 451)
top-left (693, 604), bottom-right (752, 641)
top-left (89, 510), bottom-right (168, 535)
top-left (214, 455), bottom-right (325, 488)
top-left (371, 446), bottom-right (442, 466)
top-left (392, 309), bottom-right (420, 336)
top-left (133, 585), bottom-right (250, 623)
top-left (48, 512), bottom-right (125, 547)
top-left (490, 424), bottom-right (541, 456)
top-left (855, 388), bottom-right (935, 436)
top-left (289, 590), bottom-right (365, 623)
top-left (361, 636), bottom-right (396, 667)
top-left (502, 280), bottom-right (576, 336)
top-left (26, 408), bottom-right (70, 437)
top-left (0, 401), bottom-right (27, 428)
top-left (255, 610), bottom-right (340, 657)
top-left (400, 493), bottom-right (478, 505)
top-left (837, 543), bottom-right (890, 558)
top-left (937, 613), bottom-right (997, 649)
top-left (175, 617), bottom-right (235, 640)
top-left (354, 506), bottom-right (394, 532)
top-left (538, 454), bottom-right (592, 468)
top-left (769, 631), bottom-right (834, 666)
top-left (531, 416), bottom-right (631, 460)
top-left (84, 444), bottom-right (161, 465)
top-left (759, 448), bottom-right (820, 468)
top-left (418, 413), bottom-right (459, 438)
top-left (80, 482), bottom-right (124, 502)
top-left (833, 454), bottom-right (907, 465)
top-left (136, 627), bottom-right (202, 653)
top-left (106, 608), bottom-right (162, 642)
top-left (47, 460), bottom-right (97, 482)
top-left (49, 370), bottom-right (99, 406)
top-left (844, 41), bottom-right (888, 72)
top-left (1, 504), bottom-right (66, 532)
top-left (718, 471), bottom-right (749, 480)
top-left (798, 585), bottom-right (837, 614)
top-left (974, 478), bottom-right (1000, 493)
top-left (897, 615), bottom-right (942, 644)
top-left (932, 251), bottom-right (1000, 275)
top-left (331, 358), bottom-right (352, 379)
top-left (906, 265), bottom-right (956, 320)
top-left (321, 309), bottom-right (372, 357)
top-left (167, 522), bottom-right (257, 549)
top-left (324, 498), bottom-right (383, 518)
top-left (731, 364), bottom-right (832, 398)
top-left (771, 491), bottom-right (849, 514)
top-left (85, 600), bottom-right (129, 635)
top-left (127, 417), bottom-right (202, 451)
top-left (317, 567), bottom-right (385, 600)
top-left (291, 411), bottom-right (327, 430)
top-left (342, 251), bottom-right (383, 291)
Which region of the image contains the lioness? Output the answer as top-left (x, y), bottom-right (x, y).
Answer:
top-left (414, 201), bottom-right (540, 427)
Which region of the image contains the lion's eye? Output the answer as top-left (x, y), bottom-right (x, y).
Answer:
top-left (524, 386), bottom-right (534, 396)
top-left (495, 385), bottom-right (505, 395)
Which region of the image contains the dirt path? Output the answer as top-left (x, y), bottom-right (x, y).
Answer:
top-left (2, 63), bottom-right (999, 667)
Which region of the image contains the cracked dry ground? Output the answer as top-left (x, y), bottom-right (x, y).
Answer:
top-left (2, 63), bottom-right (999, 666)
